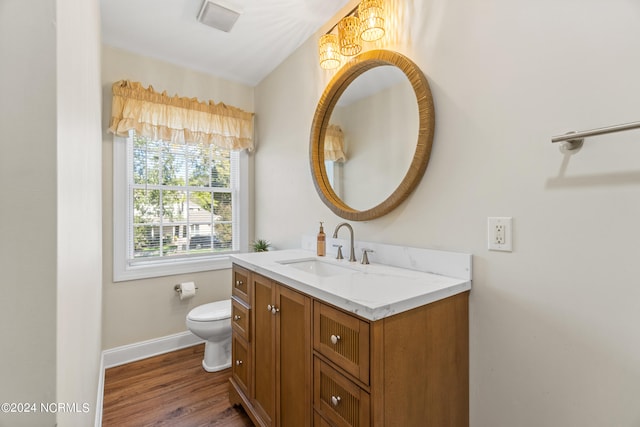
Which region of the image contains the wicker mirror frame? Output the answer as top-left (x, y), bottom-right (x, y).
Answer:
top-left (310, 49), bottom-right (435, 221)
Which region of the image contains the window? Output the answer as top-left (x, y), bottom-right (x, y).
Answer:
top-left (113, 132), bottom-right (249, 281)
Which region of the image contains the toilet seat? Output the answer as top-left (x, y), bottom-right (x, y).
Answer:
top-left (187, 300), bottom-right (231, 322)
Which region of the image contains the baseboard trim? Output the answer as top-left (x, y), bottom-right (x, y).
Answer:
top-left (102, 331), bottom-right (204, 369)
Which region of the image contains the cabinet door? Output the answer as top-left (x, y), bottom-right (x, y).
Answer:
top-left (232, 334), bottom-right (251, 396)
top-left (276, 285), bottom-right (312, 427)
top-left (253, 273), bottom-right (275, 425)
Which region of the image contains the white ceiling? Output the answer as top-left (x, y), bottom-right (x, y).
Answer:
top-left (100, 0), bottom-right (350, 86)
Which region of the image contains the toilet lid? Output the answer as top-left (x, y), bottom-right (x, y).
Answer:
top-left (187, 300), bottom-right (231, 321)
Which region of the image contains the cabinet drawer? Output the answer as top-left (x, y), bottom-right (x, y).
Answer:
top-left (314, 358), bottom-right (370, 427)
top-left (314, 301), bottom-right (370, 385)
top-left (231, 297), bottom-right (250, 342)
top-left (232, 265), bottom-right (250, 302)
top-left (232, 335), bottom-right (250, 396)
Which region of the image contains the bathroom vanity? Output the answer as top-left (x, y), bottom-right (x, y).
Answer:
top-left (228, 245), bottom-right (471, 427)
top-left (227, 46), bottom-right (459, 427)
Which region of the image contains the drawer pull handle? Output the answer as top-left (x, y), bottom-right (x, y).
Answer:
top-left (330, 395), bottom-right (341, 407)
top-left (330, 334), bottom-right (341, 345)
top-left (235, 360), bottom-right (243, 366)
top-left (233, 315), bottom-right (241, 321)
top-left (235, 280), bottom-right (243, 287)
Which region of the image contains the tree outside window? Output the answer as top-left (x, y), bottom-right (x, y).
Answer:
top-left (131, 133), bottom-right (236, 259)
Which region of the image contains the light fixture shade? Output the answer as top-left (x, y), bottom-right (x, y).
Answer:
top-left (318, 34), bottom-right (341, 70)
top-left (338, 16), bottom-right (362, 56)
top-left (358, 0), bottom-right (385, 42)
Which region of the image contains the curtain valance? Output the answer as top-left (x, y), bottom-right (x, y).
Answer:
top-left (325, 124), bottom-right (346, 162)
top-left (108, 80), bottom-right (254, 151)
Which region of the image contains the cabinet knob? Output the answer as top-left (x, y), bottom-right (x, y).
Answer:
top-left (330, 395), bottom-right (341, 407)
top-left (271, 306), bottom-right (280, 315)
top-left (267, 304), bottom-right (273, 311)
top-left (235, 280), bottom-right (243, 287)
top-left (233, 314), bottom-right (241, 321)
top-left (235, 360), bottom-right (243, 366)
top-left (330, 334), bottom-right (341, 345)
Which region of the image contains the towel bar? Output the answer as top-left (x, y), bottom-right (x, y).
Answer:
top-left (551, 120), bottom-right (640, 150)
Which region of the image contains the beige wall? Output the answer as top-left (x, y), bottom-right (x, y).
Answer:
top-left (56, 0), bottom-right (104, 425)
top-left (101, 46), bottom-right (255, 349)
top-left (1, 0), bottom-right (103, 425)
top-left (255, 0), bottom-right (640, 426)
top-left (0, 1), bottom-right (57, 425)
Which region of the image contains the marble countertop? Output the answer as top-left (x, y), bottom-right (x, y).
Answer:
top-left (230, 248), bottom-right (471, 321)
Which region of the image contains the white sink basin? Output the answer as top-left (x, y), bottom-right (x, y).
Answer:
top-left (277, 258), bottom-right (357, 277)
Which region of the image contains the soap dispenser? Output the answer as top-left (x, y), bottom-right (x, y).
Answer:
top-left (317, 222), bottom-right (326, 256)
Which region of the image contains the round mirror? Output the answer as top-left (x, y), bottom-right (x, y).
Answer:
top-left (310, 50), bottom-right (435, 221)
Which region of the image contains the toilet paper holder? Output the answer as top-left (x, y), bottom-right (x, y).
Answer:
top-left (174, 283), bottom-right (199, 293)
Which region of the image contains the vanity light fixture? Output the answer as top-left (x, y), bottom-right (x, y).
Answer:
top-left (318, 0), bottom-right (387, 70)
top-left (319, 34), bottom-right (342, 70)
top-left (358, 0), bottom-right (386, 42)
top-left (338, 16), bottom-right (363, 56)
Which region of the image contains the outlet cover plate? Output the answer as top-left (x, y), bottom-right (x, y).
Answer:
top-left (488, 217), bottom-right (513, 251)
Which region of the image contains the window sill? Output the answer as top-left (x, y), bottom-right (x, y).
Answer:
top-left (113, 254), bottom-right (232, 282)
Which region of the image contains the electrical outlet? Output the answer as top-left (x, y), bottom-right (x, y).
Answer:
top-left (495, 224), bottom-right (505, 244)
top-left (488, 217), bottom-right (512, 251)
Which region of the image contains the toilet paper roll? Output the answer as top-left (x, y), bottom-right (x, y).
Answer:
top-left (179, 281), bottom-right (196, 300)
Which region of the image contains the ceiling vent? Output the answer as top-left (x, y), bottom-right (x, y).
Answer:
top-left (197, 0), bottom-right (243, 33)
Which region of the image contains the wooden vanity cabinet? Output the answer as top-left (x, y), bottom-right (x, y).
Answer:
top-left (230, 263), bottom-right (469, 427)
top-left (230, 265), bottom-right (312, 427)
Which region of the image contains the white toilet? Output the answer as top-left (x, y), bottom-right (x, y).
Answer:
top-left (186, 299), bottom-right (232, 372)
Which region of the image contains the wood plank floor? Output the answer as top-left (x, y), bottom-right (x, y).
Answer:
top-left (102, 344), bottom-right (253, 427)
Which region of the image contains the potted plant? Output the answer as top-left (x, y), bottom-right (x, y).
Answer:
top-left (251, 239), bottom-right (271, 252)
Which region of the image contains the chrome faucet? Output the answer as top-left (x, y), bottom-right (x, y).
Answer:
top-left (332, 222), bottom-right (356, 262)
